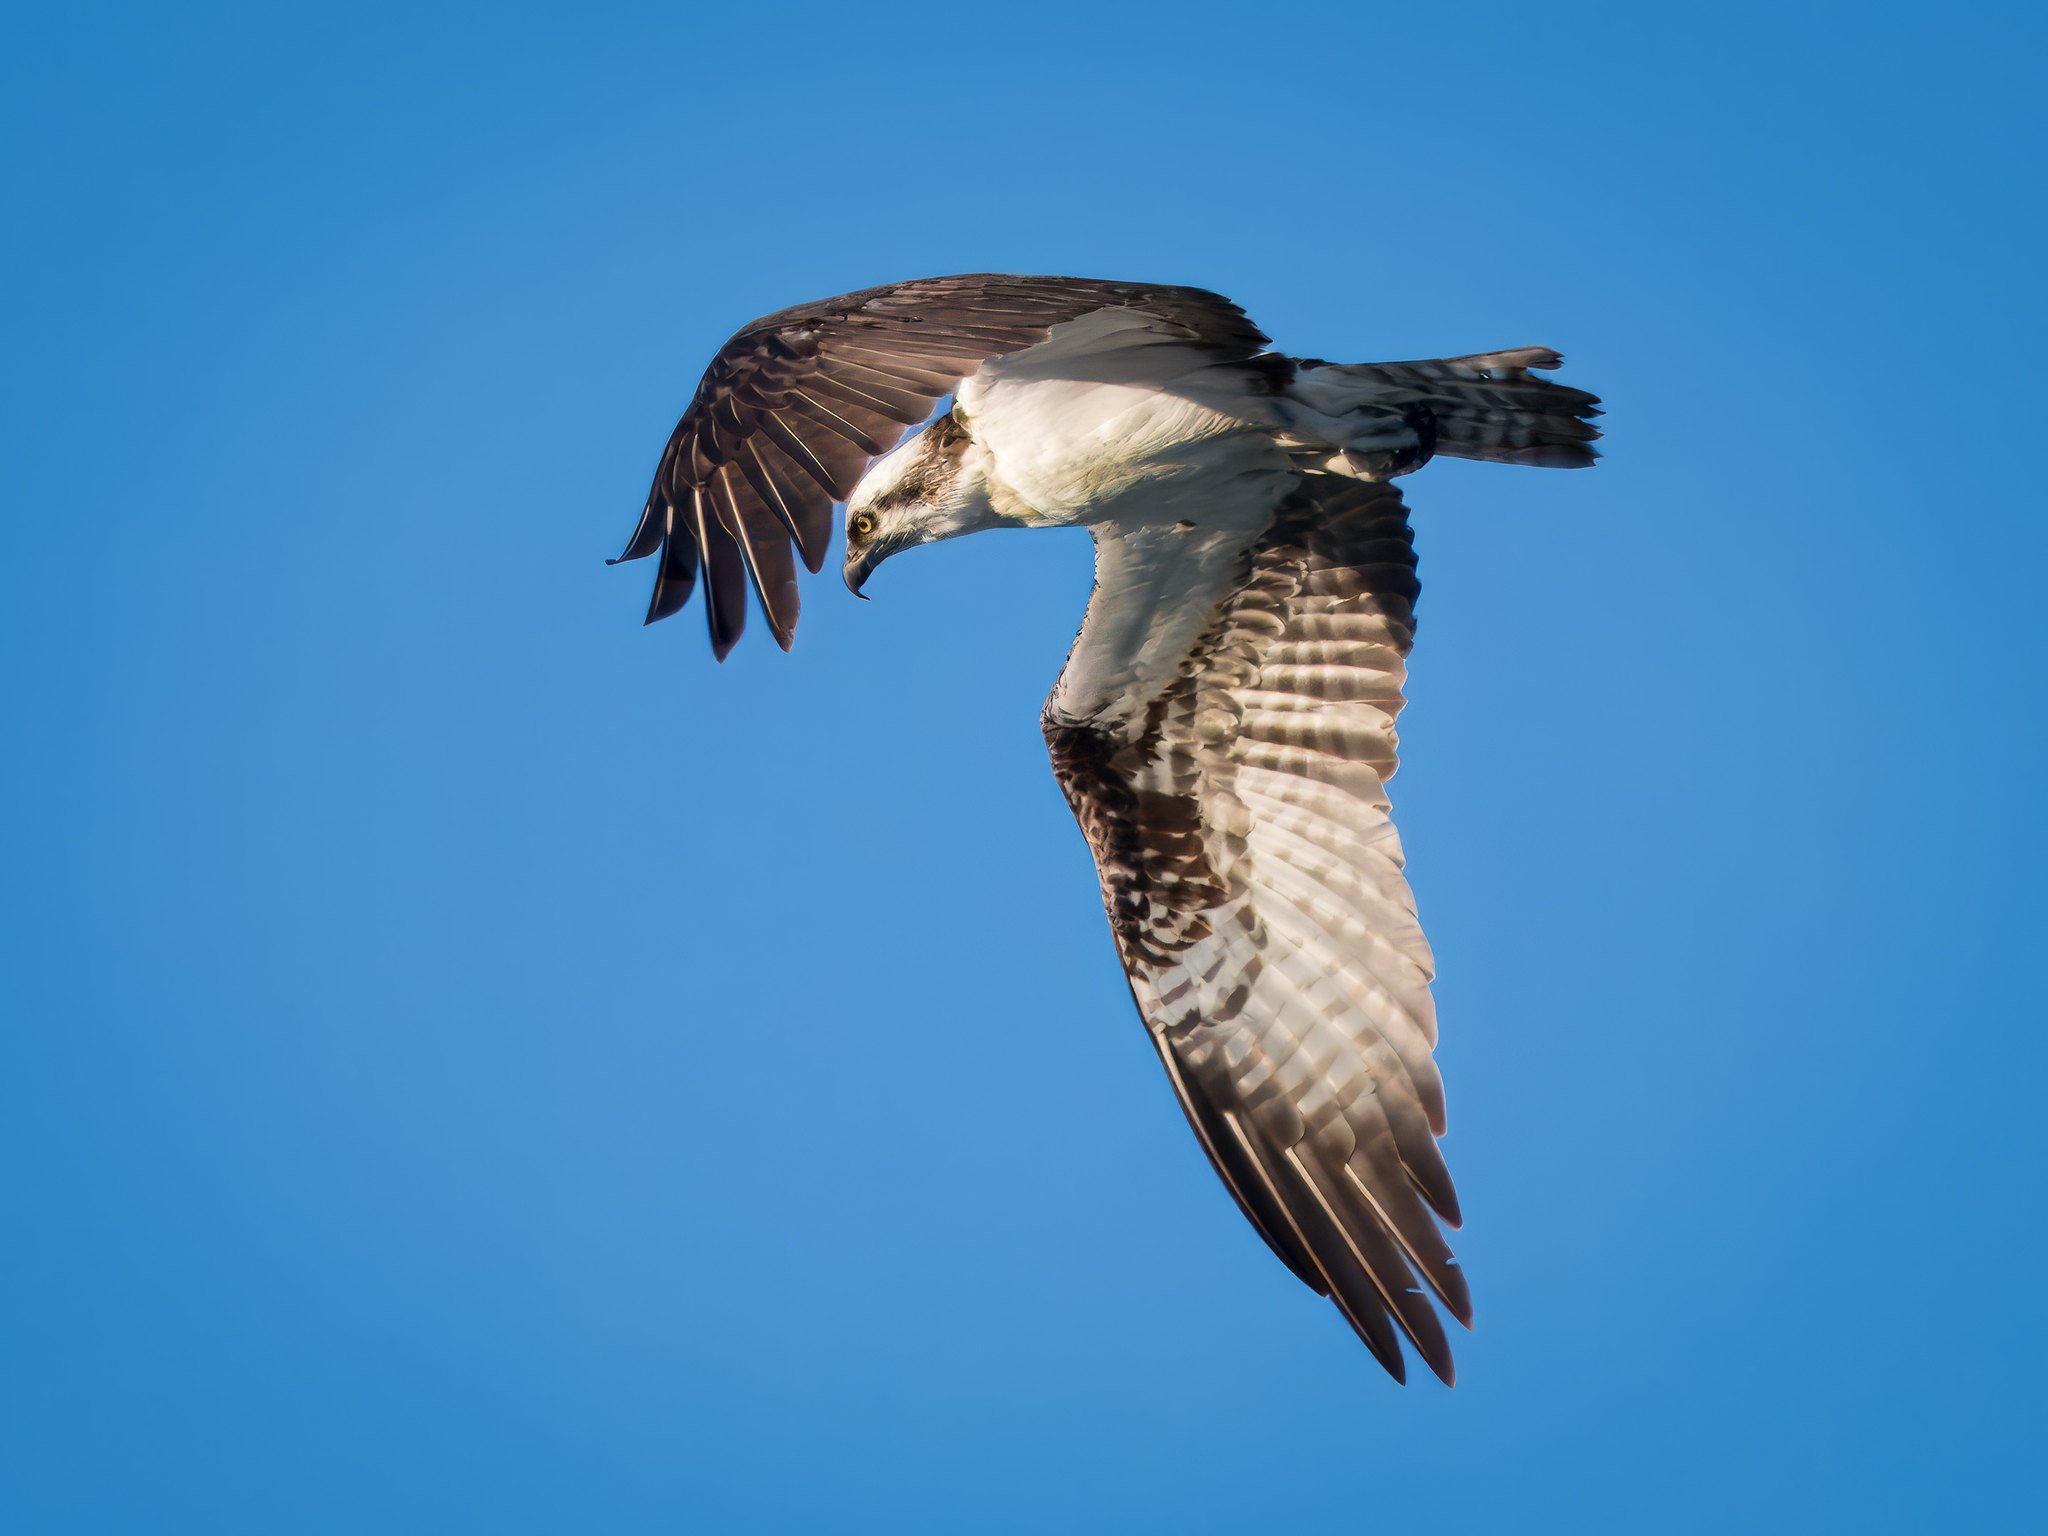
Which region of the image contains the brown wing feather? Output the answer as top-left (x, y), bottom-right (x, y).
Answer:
top-left (615, 275), bottom-right (1269, 656)
top-left (1046, 478), bottom-right (1470, 1384)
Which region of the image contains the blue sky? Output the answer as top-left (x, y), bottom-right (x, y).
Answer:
top-left (5, 2), bottom-right (2043, 1530)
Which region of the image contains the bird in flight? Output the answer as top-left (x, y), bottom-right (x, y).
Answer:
top-left (613, 275), bottom-right (1599, 1383)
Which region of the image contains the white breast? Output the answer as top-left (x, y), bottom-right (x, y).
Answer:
top-left (958, 309), bottom-right (1290, 527)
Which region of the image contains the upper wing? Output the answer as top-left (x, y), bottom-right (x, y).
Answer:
top-left (1045, 476), bottom-right (1469, 1383)
top-left (613, 274), bottom-right (1268, 657)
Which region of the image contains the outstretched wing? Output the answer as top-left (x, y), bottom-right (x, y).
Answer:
top-left (1045, 477), bottom-right (1469, 1384)
top-left (614, 274), bottom-right (1268, 657)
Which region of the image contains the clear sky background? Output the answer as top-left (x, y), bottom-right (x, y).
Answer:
top-left (5, 3), bottom-right (2043, 1531)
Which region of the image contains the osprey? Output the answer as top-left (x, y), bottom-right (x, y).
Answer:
top-left (614, 275), bottom-right (1600, 1384)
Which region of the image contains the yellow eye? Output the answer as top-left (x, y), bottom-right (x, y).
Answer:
top-left (851, 512), bottom-right (876, 538)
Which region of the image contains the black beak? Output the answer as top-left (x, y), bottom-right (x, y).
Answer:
top-left (843, 548), bottom-right (877, 599)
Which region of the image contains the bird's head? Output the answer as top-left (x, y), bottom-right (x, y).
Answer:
top-left (843, 411), bottom-right (1003, 596)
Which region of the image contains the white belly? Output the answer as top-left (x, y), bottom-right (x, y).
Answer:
top-left (956, 312), bottom-right (1293, 528)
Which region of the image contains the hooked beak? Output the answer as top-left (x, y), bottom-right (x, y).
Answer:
top-left (843, 546), bottom-right (878, 599)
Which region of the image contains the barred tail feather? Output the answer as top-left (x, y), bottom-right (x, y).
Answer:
top-left (1349, 347), bottom-right (1603, 469)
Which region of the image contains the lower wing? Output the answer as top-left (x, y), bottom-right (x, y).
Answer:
top-left (1044, 476), bottom-right (1468, 1383)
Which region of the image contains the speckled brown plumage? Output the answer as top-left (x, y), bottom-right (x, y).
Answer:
top-left (1046, 476), bottom-right (1468, 1383)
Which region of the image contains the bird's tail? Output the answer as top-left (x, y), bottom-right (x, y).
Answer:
top-left (1312, 348), bottom-right (1603, 469)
